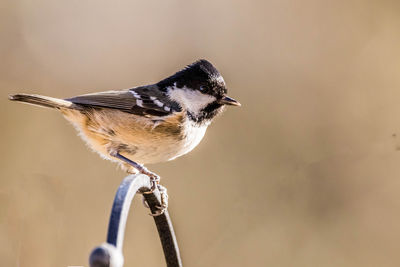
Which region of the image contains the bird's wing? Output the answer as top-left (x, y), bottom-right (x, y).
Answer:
top-left (65, 85), bottom-right (181, 117)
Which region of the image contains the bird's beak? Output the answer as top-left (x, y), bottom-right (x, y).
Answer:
top-left (218, 96), bottom-right (241, 106)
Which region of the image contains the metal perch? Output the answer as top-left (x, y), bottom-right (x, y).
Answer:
top-left (89, 174), bottom-right (182, 267)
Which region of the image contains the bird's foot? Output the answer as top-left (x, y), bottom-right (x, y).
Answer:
top-left (149, 184), bottom-right (168, 216)
top-left (142, 183), bottom-right (168, 216)
top-left (138, 168), bottom-right (168, 216)
top-left (138, 167), bottom-right (160, 192)
top-left (109, 151), bottom-right (168, 215)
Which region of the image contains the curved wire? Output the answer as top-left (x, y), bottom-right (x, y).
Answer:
top-left (89, 174), bottom-right (182, 267)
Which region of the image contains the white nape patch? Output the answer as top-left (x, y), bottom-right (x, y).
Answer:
top-left (167, 83), bottom-right (216, 116)
top-left (136, 99), bottom-right (143, 107)
top-left (154, 99), bottom-right (164, 107)
top-left (214, 75), bottom-right (225, 85)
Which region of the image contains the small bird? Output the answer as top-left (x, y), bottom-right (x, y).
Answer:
top-left (9, 59), bottom-right (240, 213)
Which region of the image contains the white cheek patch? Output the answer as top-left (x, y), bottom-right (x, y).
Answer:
top-left (167, 85), bottom-right (216, 115)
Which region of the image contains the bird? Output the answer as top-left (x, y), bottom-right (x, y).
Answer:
top-left (9, 59), bottom-right (240, 214)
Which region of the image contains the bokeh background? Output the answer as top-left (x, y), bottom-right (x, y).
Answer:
top-left (1, 0), bottom-right (400, 266)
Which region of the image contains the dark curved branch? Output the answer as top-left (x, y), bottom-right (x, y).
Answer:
top-left (142, 192), bottom-right (182, 267)
top-left (89, 174), bottom-right (182, 267)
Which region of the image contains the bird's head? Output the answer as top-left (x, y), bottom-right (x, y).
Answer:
top-left (157, 59), bottom-right (240, 124)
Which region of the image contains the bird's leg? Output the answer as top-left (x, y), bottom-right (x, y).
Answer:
top-left (110, 151), bottom-right (168, 216)
top-left (110, 151), bottom-right (159, 191)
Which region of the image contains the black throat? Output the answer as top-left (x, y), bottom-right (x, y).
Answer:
top-left (186, 101), bottom-right (224, 125)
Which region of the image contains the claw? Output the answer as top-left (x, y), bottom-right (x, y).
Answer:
top-left (142, 175), bottom-right (160, 194)
top-left (149, 208), bottom-right (165, 217)
top-left (148, 184), bottom-right (168, 216)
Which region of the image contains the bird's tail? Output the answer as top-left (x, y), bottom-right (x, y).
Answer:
top-left (9, 93), bottom-right (77, 109)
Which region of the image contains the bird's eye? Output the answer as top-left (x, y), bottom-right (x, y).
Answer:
top-left (200, 85), bottom-right (207, 91)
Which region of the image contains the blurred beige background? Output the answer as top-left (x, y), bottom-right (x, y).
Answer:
top-left (1, 0), bottom-right (400, 266)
